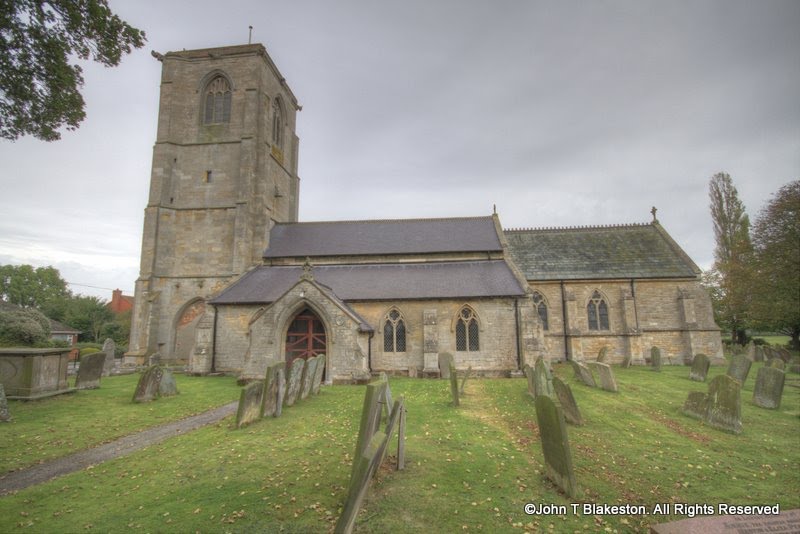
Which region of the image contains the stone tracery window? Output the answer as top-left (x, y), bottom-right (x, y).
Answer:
top-left (203, 75), bottom-right (231, 124)
top-left (532, 291), bottom-right (549, 330)
top-left (587, 290), bottom-right (609, 330)
top-left (456, 306), bottom-right (479, 351)
top-left (383, 309), bottom-right (406, 352)
top-left (272, 98), bottom-right (284, 148)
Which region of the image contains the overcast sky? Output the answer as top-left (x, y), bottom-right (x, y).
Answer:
top-left (1, 0), bottom-right (798, 300)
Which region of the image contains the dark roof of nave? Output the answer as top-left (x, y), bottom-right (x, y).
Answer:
top-left (503, 222), bottom-right (701, 280)
top-left (210, 260), bottom-right (525, 304)
top-left (263, 216), bottom-right (502, 258)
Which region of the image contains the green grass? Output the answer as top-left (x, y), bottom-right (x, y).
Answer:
top-left (1, 365), bottom-right (798, 533)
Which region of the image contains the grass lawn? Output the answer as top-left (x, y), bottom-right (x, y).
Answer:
top-left (1, 364), bottom-right (798, 532)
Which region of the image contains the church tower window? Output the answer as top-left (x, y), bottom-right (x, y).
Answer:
top-left (532, 291), bottom-right (549, 330)
top-left (203, 75), bottom-right (231, 124)
top-left (456, 306), bottom-right (479, 351)
top-left (383, 309), bottom-right (406, 352)
top-left (272, 98), bottom-right (284, 148)
top-left (587, 290), bottom-right (609, 330)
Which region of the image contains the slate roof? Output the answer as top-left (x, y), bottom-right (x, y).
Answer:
top-left (211, 260), bottom-right (526, 304)
top-left (504, 223), bottom-right (700, 280)
top-left (263, 216), bottom-right (502, 258)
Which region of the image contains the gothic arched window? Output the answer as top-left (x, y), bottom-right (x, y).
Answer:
top-left (455, 307), bottom-right (479, 351)
top-left (272, 98), bottom-right (284, 148)
top-left (203, 75), bottom-right (231, 124)
top-left (383, 309), bottom-right (406, 352)
top-left (587, 291), bottom-right (609, 330)
top-left (532, 291), bottom-right (549, 331)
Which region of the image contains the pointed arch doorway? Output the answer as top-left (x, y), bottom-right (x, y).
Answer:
top-left (285, 308), bottom-right (327, 364)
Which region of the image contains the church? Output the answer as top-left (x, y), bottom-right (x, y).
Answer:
top-left (126, 43), bottom-right (723, 382)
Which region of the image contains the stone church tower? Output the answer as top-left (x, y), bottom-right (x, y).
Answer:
top-left (127, 44), bottom-right (300, 364)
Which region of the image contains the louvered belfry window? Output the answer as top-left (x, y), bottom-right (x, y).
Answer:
top-left (456, 307), bottom-right (479, 351)
top-left (383, 309), bottom-right (406, 352)
top-left (203, 76), bottom-right (231, 124)
top-left (587, 291), bottom-right (609, 330)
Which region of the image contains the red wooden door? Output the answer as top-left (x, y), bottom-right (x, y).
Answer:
top-left (285, 308), bottom-right (326, 363)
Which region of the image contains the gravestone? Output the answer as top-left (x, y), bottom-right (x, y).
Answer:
top-left (769, 358), bottom-right (785, 371)
top-left (449, 361), bottom-right (460, 406)
top-left (621, 352), bottom-right (632, 368)
top-left (0, 383), bottom-right (10, 422)
top-left (159, 368), bottom-right (179, 396)
top-left (650, 346), bottom-right (662, 371)
top-left (777, 347), bottom-right (792, 362)
top-left (727, 353), bottom-right (752, 385)
top-left (235, 380), bottom-right (265, 428)
top-left (745, 342), bottom-right (756, 361)
top-left (753, 367), bottom-right (786, 409)
top-left (101, 338), bottom-right (116, 376)
top-left (705, 374), bottom-right (742, 434)
top-left (753, 344), bottom-right (764, 362)
top-left (689, 353), bottom-right (710, 382)
top-left (300, 356), bottom-right (318, 400)
top-left (534, 395), bottom-right (578, 498)
top-left (534, 357), bottom-right (554, 398)
top-left (438, 352), bottom-right (454, 379)
top-left (284, 358), bottom-right (305, 407)
top-left (523, 364), bottom-right (536, 397)
top-left (459, 366), bottom-right (472, 395)
top-left (262, 361), bottom-right (286, 417)
top-left (75, 352), bottom-right (106, 390)
top-left (552, 377), bottom-right (582, 426)
top-left (571, 361), bottom-right (596, 388)
top-left (352, 375), bottom-right (389, 476)
top-left (682, 391), bottom-right (708, 420)
top-left (312, 354), bottom-right (326, 395)
top-left (132, 365), bottom-right (164, 402)
top-left (596, 346), bottom-right (609, 363)
top-left (587, 362), bottom-right (618, 393)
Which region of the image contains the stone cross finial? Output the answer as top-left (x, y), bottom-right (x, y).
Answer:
top-left (651, 206), bottom-right (658, 223)
top-left (301, 257), bottom-right (314, 281)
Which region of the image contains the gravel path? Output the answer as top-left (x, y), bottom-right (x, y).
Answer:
top-left (0, 401), bottom-right (238, 496)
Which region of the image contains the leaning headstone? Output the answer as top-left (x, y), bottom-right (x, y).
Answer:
top-left (552, 377), bottom-right (582, 426)
top-left (745, 342), bottom-right (756, 362)
top-left (235, 380), bottom-right (265, 428)
top-left (726, 353), bottom-right (752, 385)
top-left (262, 361), bottom-right (286, 417)
top-left (682, 391), bottom-right (708, 420)
top-left (689, 353), bottom-right (710, 382)
top-left (587, 362), bottom-right (618, 393)
top-left (596, 346), bottom-right (609, 363)
top-left (459, 366), bottom-right (472, 395)
top-left (769, 358), bottom-right (785, 371)
top-left (534, 395), bottom-right (578, 498)
top-left (534, 357), bottom-right (554, 398)
top-left (572, 361), bottom-right (596, 388)
top-left (438, 352), bottom-right (454, 379)
top-left (132, 365), bottom-right (164, 402)
top-left (523, 364), bottom-right (536, 397)
top-left (101, 338), bottom-right (116, 376)
top-left (311, 354), bottom-right (326, 395)
top-left (753, 367), bottom-right (786, 409)
top-left (449, 361), bottom-right (460, 407)
top-left (284, 358), bottom-right (305, 407)
top-left (75, 352), bottom-right (106, 390)
top-left (300, 356), bottom-right (318, 400)
top-left (753, 344), bottom-right (764, 362)
top-left (0, 383), bottom-right (10, 422)
top-left (352, 375), bottom-right (389, 476)
top-left (650, 346), bottom-right (662, 371)
top-left (158, 368), bottom-right (179, 397)
top-left (705, 374), bottom-right (742, 434)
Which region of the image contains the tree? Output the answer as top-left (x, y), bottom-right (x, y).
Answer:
top-left (708, 172), bottom-right (753, 344)
top-left (63, 295), bottom-right (112, 342)
top-left (0, 306), bottom-right (51, 345)
top-left (0, 264), bottom-right (71, 312)
top-left (0, 0), bottom-right (146, 141)
top-left (750, 180), bottom-right (800, 349)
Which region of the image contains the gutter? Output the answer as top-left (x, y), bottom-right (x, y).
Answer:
top-left (561, 281), bottom-right (569, 361)
top-left (211, 303), bottom-right (218, 373)
top-left (514, 298), bottom-right (522, 369)
top-left (367, 331), bottom-right (374, 373)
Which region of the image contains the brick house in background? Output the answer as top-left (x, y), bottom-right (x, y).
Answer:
top-left (109, 289), bottom-right (134, 314)
top-left (49, 319), bottom-right (80, 361)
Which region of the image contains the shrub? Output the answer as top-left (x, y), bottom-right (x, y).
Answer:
top-left (0, 307), bottom-right (51, 345)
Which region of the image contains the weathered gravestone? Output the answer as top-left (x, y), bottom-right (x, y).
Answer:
top-left (534, 357), bottom-right (554, 398)
top-left (262, 361), bottom-right (286, 418)
top-left (101, 338), bottom-right (116, 376)
top-left (596, 346), bottom-right (609, 363)
top-left (351, 375), bottom-right (390, 478)
top-left (235, 380), bottom-right (265, 428)
top-left (459, 366), bottom-right (472, 395)
top-left (745, 342), bottom-right (756, 362)
top-left (159, 368), bottom-right (179, 397)
top-left (753, 344), bottom-right (764, 362)
top-left (132, 365), bottom-right (164, 402)
top-left (284, 358), bottom-right (306, 407)
top-left (523, 364), bottom-right (536, 397)
top-left (727, 353), bottom-right (752, 385)
top-left (300, 356), bottom-right (318, 400)
top-left (534, 395), bottom-right (578, 498)
top-left (650, 346), bottom-right (662, 371)
top-left (449, 361), bottom-right (460, 406)
top-left (682, 391), bottom-right (709, 420)
top-left (777, 347), bottom-right (792, 362)
top-left (312, 354), bottom-right (326, 395)
top-left (75, 352), bottom-right (106, 390)
top-left (438, 352), bottom-right (454, 379)
top-left (552, 377), bottom-right (582, 426)
top-left (587, 362), bottom-right (618, 393)
top-left (705, 375), bottom-right (743, 434)
top-left (571, 361), bottom-right (596, 388)
top-left (621, 352), bottom-right (632, 368)
top-left (769, 358), bottom-right (785, 371)
top-left (0, 383), bottom-right (10, 422)
top-left (753, 367), bottom-right (786, 409)
top-left (689, 353), bottom-right (711, 382)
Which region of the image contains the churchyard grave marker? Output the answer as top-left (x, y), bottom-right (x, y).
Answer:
top-left (284, 357), bottom-right (305, 407)
top-left (596, 346), bottom-right (609, 363)
top-left (312, 354), bottom-right (326, 395)
top-left (523, 364), bottom-right (536, 397)
top-left (299, 355), bottom-right (318, 400)
top-left (682, 375), bottom-right (742, 434)
top-left (727, 353), bottom-right (752, 385)
top-left (753, 344), bottom-right (764, 362)
top-left (753, 367), bottom-right (786, 409)
top-left (621, 352), bottom-right (632, 368)
top-left (0, 383), bottom-right (10, 422)
top-left (438, 352), bottom-right (454, 379)
top-left (650, 346), bottom-right (662, 371)
top-left (587, 362), bottom-right (618, 393)
top-left (682, 391), bottom-right (708, 420)
top-left (132, 365), bottom-right (163, 402)
top-left (459, 365), bottom-right (472, 395)
top-left (534, 357), bottom-right (554, 397)
top-left (75, 352), bottom-right (105, 390)
top-left (352, 375), bottom-right (389, 474)
top-left (449, 360), bottom-right (459, 406)
top-left (101, 338), bottom-right (116, 376)
top-left (262, 361), bottom-right (286, 418)
top-left (552, 377), bottom-right (583, 426)
top-left (572, 361), bottom-right (596, 388)
top-left (235, 380), bottom-right (265, 428)
top-left (534, 395), bottom-right (578, 498)
top-left (689, 353), bottom-right (710, 382)
top-left (769, 358), bottom-right (785, 371)
top-left (159, 368), bottom-right (179, 397)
